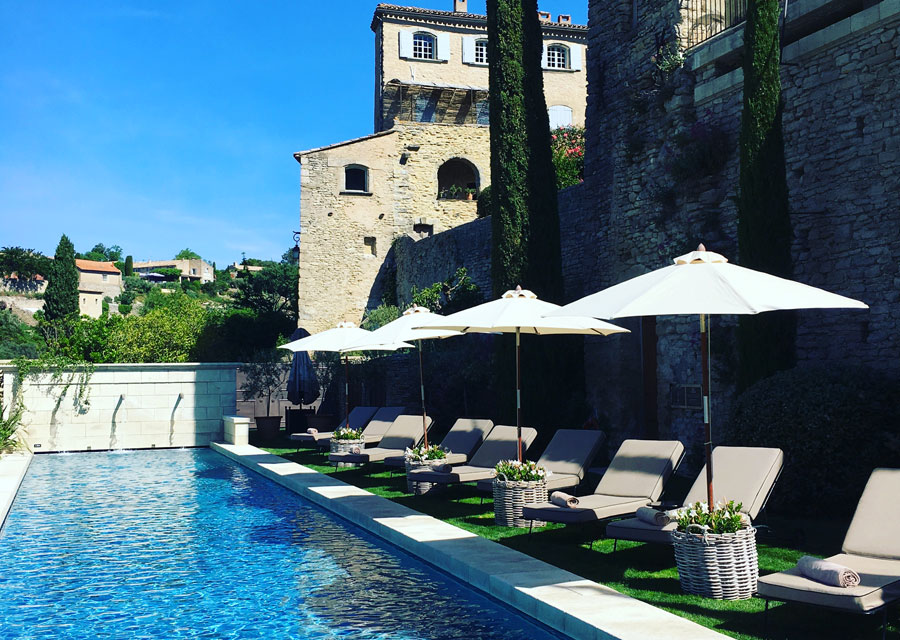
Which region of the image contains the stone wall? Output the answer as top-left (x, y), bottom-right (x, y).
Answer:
top-left (296, 122), bottom-right (490, 333)
top-left (0, 363), bottom-right (238, 453)
top-left (579, 0), bottom-right (900, 459)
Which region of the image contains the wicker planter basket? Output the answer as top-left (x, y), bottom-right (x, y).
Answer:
top-left (405, 459), bottom-right (444, 495)
top-left (493, 477), bottom-right (548, 528)
top-left (671, 525), bottom-right (758, 600)
top-left (330, 438), bottom-right (365, 467)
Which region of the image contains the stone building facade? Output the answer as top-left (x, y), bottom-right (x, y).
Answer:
top-left (377, 0), bottom-right (899, 462)
top-left (296, 2), bottom-right (589, 332)
top-left (75, 259), bottom-right (122, 318)
top-left (132, 258), bottom-right (215, 283)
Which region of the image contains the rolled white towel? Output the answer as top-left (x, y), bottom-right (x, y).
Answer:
top-left (351, 445), bottom-right (361, 455)
top-left (635, 506), bottom-right (671, 526)
top-left (549, 491), bottom-right (579, 508)
top-left (306, 428), bottom-right (318, 435)
top-left (796, 556), bottom-right (860, 588)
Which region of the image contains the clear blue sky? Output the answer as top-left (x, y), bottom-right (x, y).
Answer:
top-left (0, 1), bottom-right (587, 267)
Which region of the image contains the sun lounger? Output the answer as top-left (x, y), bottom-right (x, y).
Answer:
top-left (757, 468), bottom-right (900, 634)
top-left (606, 446), bottom-right (783, 545)
top-left (383, 418), bottom-right (494, 468)
top-left (288, 406), bottom-right (378, 446)
top-left (328, 415), bottom-right (434, 465)
top-left (292, 406), bottom-right (405, 449)
top-left (474, 428), bottom-right (606, 493)
top-left (408, 425), bottom-right (538, 486)
top-left (520, 439), bottom-right (684, 526)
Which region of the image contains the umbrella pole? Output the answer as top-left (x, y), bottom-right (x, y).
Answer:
top-left (700, 314), bottom-right (714, 506)
top-left (418, 341), bottom-right (428, 448)
top-left (516, 327), bottom-right (522, 462)
top-left (344, 355), bottom-right (350, 430)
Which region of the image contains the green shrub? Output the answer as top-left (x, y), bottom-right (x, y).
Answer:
top-left (475, 185), bottom-right (492, 218)
top-left (361, 304), bottom-right (399, 331)
top-left (118, 303), bottom-right (132, 316)
top-left (123, 275), bottom-right (151, 294)
top-left (550, 126), bottom-right (585, 189)
top-left (723, 366), bottom-right (900, 516)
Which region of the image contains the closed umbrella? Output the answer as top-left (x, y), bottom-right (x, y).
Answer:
top-left (286, 328), bottom-right (320, 406)
top-left (280, 322), bottom-right (412, 430)
top-left (342, 306), bottom-right (461, 448)
top-left (547, 244), bottom-right (868, 505)
top-left (421, 287), bottom-right (628, 461)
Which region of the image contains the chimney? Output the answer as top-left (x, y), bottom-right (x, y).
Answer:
top-left (558, 14), bottom-right (571, 24)
top-left (454, 0), bottom-right (467, 12)
top-left (538, 10), bottom-right (551, 21)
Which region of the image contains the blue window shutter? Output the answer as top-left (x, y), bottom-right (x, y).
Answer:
top-left (436, 33), bottom-right (450, 61)
top-left (570, 45), bottom-right (582, 70)
top-left (399, 30), bottom-right (413, 59)
top-left (462, 36), bottom-right (475, 63)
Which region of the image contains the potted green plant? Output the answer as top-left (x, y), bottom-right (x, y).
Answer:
top-left (670, 500), bottom-right (757, 600)
top-left (242, 348), bottom-right (287, 439)
top-left (0, 400), bottom-right (24, 455)
top-left (465, 187), bottom-right (477, 200)
top-left (492, 459), bottom-right (550, 527)
top-left (404, 443), bottom-right (448, 494)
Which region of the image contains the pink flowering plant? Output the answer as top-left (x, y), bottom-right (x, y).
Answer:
top-left (494, 459), bottom-right (550, 483)
top-left (673, 500), bottom-right (749, 534)
top-left (550, 126), bottom-right (585, 189)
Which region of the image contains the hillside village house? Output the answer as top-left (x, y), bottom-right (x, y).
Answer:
top-left (132, 258), bottom-right (215, 284)
top-left (295, 1), bottom-right (587, 332)
top-left (75, 259), bottom-right (122, 318)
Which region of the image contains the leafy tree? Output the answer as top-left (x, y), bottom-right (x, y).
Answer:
top-left (107, 293), bottom-right (209, 363)
top-left (175, 248), bottom-right (202, 260)
top-left (736, 0), bottom-right (795, 391)
top-left (0, 308), bottom-right (43, 359)
top-left (232, 261), bottom-right (298, 322)
top-left (124, 255), bottom-right (133, 277)
top-left (44, 234), bottom-right (80, 322)
top-left (79, 243), bottom-right (122, 262)
top-left (123, 275), bottom-right (151, 294)
top-left (156, 267), bottom-right (183, 281)
top-left (0, 247), bottom-right (51, 280)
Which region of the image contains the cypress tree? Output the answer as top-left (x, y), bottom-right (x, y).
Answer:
top-left (124, 255), bottom-right (133, 277)
top-left (44, 234), bottom-right (80, 321)
top-left (521, 1), bottom-right (562, 302)
top-left (487, 0), bottom-right (529, 297)
top-left (736, 0), bottom-right (795, 391)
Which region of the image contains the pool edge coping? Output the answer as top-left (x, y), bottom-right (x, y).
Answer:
top-left (0, 451), bottom-right (33, 529)
top-left (212, 442), bottom-right (728, 640)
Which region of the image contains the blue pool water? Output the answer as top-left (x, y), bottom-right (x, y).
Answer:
top-left (0, 449), bottom-right (563, 639)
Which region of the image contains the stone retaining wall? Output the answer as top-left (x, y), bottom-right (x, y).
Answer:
top-left (0, 363), bottom-right (239, 453)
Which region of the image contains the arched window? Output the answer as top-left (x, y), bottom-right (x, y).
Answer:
top-left (344, 165), bottom-right (369, 193)
top-left (548, 105), bottom-right (573, 129)
top-left (546, 44), bottom-right (569, 69)
top-left (437, 158), bottom-right (479, 200)
top-left (413, 32), bottom-right (436, 60)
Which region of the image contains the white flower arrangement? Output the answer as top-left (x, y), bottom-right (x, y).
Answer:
top-left (404, 443), bottom-right (448, 462)
top-left (672, 500), bottom-right (751, 534)
top-left (332, 426), bottom-right (364, 441)
top-left (494, 459), bottom-right (550, 483)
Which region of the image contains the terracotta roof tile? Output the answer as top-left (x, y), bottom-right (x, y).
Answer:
top-left (74, 259), bottom-right (121, 274)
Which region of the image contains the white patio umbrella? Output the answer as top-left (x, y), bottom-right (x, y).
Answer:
top-left (341, 306), bottom-right (461, 448)
top-left (420, 286), bottom-right (629, 461)
top-left (547, 244), bottom-right (869, 505)
top-left (280, 322), bottom-right (412, 430)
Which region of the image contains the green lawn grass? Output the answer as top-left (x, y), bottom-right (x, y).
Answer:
top-left (257, 434), bottom-right (896, 639)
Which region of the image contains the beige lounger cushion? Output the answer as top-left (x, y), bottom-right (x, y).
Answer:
top-left (476, 472), bottom-right (581, 493)
top-left (606, 518), bottom-right (678, 544)
top-left (842, 468), bottom-right (900, 560)
top-left (680, 446), bottom-right (784, 519)
top-left (757, 554), bottom-right (900, 612)
top-left (411, 464), bottom-right (496, 484)
top-left (329, 415), bottom-right (430, 464)
top-left (382, 418), bottom-right (493, 468)
top-left (594, 439), bottom-right (684, 500)
top-left (522, 495), bottom-right (650, 524)
top-left (289, 406), bottom-right (379, 442)
top-left (607, 446), bottom-right (784, 544)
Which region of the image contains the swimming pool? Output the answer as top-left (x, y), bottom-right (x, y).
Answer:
top-left (0, 449), bottom-right (563, 639)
